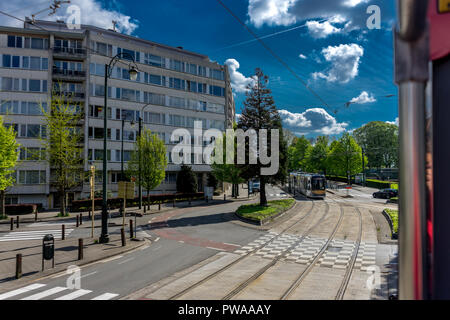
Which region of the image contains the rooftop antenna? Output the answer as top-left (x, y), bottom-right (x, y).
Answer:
top-left (112, 20), bottom-right (117, 32)
top-left (30, 0), bottom-right (71, 23)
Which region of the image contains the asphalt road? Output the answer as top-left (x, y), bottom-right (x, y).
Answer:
top-left (0, 185), bottom-right (287, 300)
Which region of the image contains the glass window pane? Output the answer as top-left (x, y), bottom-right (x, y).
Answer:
top-left (2, 55), bottom-right (11, 68)
top-left (27, 124), bottom-right (40, 138)
top-left (30, 57), bottom-right (40, 70)
top-left (29, 79), bottom-right (41, 92)
top-left (7, 36), bottom-right (15, 47)
top-left (31, 38), bottom-right (44, 49)
top-left (1, 77), bottom-right (12, 90)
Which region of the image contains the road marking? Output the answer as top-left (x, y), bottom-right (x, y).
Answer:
top-left (207, 247), bottom-right (224, 251)
top-left (80, 271), bottom-right (98, 279)
top-left (155, 237), bottom-right (160, 242)
top-left (21, 286), bottom-right (67, 300)
top-left (152, 245), bottom-right (162, 251)
top-left (54, 289), bottom-right (92, 300)
top-left (117, 257), bottom-right (135, 265)
top-left (224, 243), bottom-right (241, 247)
top-left (0, 284), bottom-right (46, 300)
top-left (0, 229), bottom-right (74, 242)
top-left (100, 255), bottom-right (123, 263)
top-left (139, 245), bottom-right (150, 251)
top-left (91, 293), bottom-right (119, 300)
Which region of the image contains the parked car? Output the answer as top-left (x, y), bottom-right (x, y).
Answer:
top-left (373, 188), bottom-right (398, 199)
top-left (252, 181), bottom-right (260, 192)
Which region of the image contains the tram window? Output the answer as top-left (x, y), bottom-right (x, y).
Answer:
top-left (312, 179), bottom-right (325, 190)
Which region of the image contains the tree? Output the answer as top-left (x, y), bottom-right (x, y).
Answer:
top-left (304, 136), bottom-right (329, 174)
top-left (353, 121), bottom-right (399, 169)
top-left (211, 134), bottom-right (245, 199)
top-left (328, 133), bottom-right (364, 184)
top-left (0, 116), bottom-right (20, 219)
top-left (41, 92), bottom-right (84, 216)
top-left (206, 173), bottom-right (218, 190)
top-left (237, 68), bottom-right (287, 206)
top-left (127, 128), bottom-right (167, 206)
top-left (176, 165), bottom-right (197, 194)
top-left (288, 136), bottom-right (310, 172)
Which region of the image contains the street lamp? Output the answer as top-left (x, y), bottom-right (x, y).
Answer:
top-left (100, 52), bottom-right (138, 244)
top-left (137, 103), bottom-right (152, 211)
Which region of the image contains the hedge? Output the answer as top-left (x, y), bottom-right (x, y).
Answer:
top-left (70, 192), bottom-right (205, 212)
top-left (5, 204), bottom-right (40, 215)
top-left (326, 176), bottom-right (394, 190)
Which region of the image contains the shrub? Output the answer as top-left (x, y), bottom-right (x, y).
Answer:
top-left (6, 204), bottom-right (38, 215)
top-left (176, 165), bottom-right (198, 193)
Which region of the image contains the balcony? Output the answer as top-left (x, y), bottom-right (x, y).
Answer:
top-left (52, 47), bottom-right (87, 60)
top-left (53, 89), bottom-right (85, 101)
top-left (52, 67), bottom-right (86, 82)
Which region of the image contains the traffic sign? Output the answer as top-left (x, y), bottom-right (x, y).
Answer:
top-left (118, 181), bottom-right (135, 199)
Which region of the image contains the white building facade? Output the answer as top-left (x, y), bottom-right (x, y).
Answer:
top-left (0, 20), bottom-right (235, 209)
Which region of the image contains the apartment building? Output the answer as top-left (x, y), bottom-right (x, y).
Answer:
top-left (0, 20), bottom-right (235, 209)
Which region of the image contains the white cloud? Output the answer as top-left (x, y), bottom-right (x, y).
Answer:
top-left (0, 0), bottom-right (138, 35)
top-left (248, 0), bottom-right (297, 28)
top-left (225, 59), bottom-right (256, 94)
top-left (386, 117), bottom-right (399, 126)
top-left (299, 54), bottom-right (307, 59)
top-left (312, 43), bottom-right (364, 83)
top-left (247, 0), bottom-right (393, 37)
top-left (350, 91), bottom-right (376, 104)
top-left (279, 108), bottom-right (348, 135)
top-left (306, 20), bottom-right (342, 39)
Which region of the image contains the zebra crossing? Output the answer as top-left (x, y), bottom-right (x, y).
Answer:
top-left (0, 283), bottom-right (119, 300)
top-left (27, 221), bottom-right (76, 228)
top-left (0, 228), bottom-right (74, 242)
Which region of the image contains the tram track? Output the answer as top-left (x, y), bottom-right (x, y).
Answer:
top-left (168, 196), bottom-right (319, 300)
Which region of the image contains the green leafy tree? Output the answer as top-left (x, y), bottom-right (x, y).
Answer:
top-left (304, 136), bottom-right (330, 174)
top-left (0, 116), bottom-right (20, 219)
top-left (127, 128), bottom-right (167, 205)
top-left (353, 121), bottom-right (399, 169)
top-left (176, 165), bottom-right (197, 194)
top-left (237, 68), bottom-right (287, 206)
top-left (288, 136), bottom-right (310, 172)
top-left (41, 92), bottom-right (84, 217)
top-left (328, 133), bottom-right (364, 183)
top-left (206, 173), bottom-right (218, 190)
top-left (211, 134), bottom-right (245, 199)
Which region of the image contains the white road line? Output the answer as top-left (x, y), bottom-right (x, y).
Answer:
top-left (0, 229), bottom-right (74, 242)
top-left (91, 293), bottom-right (119, 300)
top-left (155, 237), bottom-right (160, 242)
top-left (0, 284), bottom-right (46, 300)
top-left (117, 257), bottom-right (135, 265)
top-left (80, 271), bottom-right (98, 279)
top-left (54, 289), bottom-right (92, 300)
top-left (100, 255), bottom-right (123, 263)
top-left (207, 247), bottom-right (224, 251)
top-left (21, 286), bottom-right (67, 300)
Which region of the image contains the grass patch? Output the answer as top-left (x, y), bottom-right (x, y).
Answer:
top-left (236, 199), bottom-right (295, 222)
top-left (385, 209), bottom-right (398, 234)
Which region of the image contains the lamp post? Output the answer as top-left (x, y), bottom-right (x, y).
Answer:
top-left (137, 103), bottom-right (152, 210)
top-left (100, 53), bottom-right (138, 244)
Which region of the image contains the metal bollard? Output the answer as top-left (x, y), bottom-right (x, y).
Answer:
top-left (80, 214), bottom-right (83, 225)
top-left (16, 216), bottom-right (19, 229)
top-left (129, 219), bottom-right (134, 239)
top-left (34, 210), bottom-right (38, 222)
top-left (121, 228), bottom-right (126, 246)
top-left (62, 224), bottom-right (65, 240)
top-left (158, 202), bottom-right (161, 211)
top-left (144, 205), bottom-right (146, 214)
top-left (78, 239), bottom-right (83, 260)
top-left (10, 218), bottom-right (13, 231)
top-left (76, 215), bottom-right (79, 227)
top-left (173, 198), bottom-right (176, 208)
top-left (224, 194), bottom-right (226, 201)
top-left (15, 254), bottom-right (22, 279)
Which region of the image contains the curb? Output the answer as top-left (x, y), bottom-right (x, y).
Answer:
top-left (234, 199), bottom-right (297, 227)
top-left (0, 237), bottom-right (149, 293)
top-left (382, 209), bottom-right (398, 240)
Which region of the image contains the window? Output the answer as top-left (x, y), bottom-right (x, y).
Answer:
top-left (12, 56), bottom-right (20, 68)
top-left (168, 96), bottom-right (185, 108)
top-left (210, 69), bottom-right (225, 80)
top-left (27, 124), bottom-right (41, 138)
top-left (187, 81), bottom-right (197, 93)
top-left (145, 54), bottom-right (164, 67)
top-left (97, 42), bottom-right (107, 55)
top-left (22, 56), bottom-right (29, 69)
top-left (169, 59), bottom-right (184, 72)
top-left (169, 114), bottom-right (185, 126)
top-left (123, 131), bottom-right (135, 141)
top-left (30, 57), bottom-right (41, 70)
top-left (207, 103), bottom-right (225, 114)
top-left (144, 92), bottom-right (165, 105)
top-left (198, 83), bottom-right (206, 93)
top-left (209, 85), bottom-right (225, 97)
top-left (2, 55), bottom-right (11, 68)
top-left (121, 109), bottom-right (135, 121)
top-left (1, 77), bottom-right (12, 91)
top-left (31, 38), bottom-right (44, 49)
top-left (198, 66), bottom-right (207, 77)
top-left (29, 79), bottom-right (41, 92)
top-left (121, 88), bottom-right (135, 101)
top-left (7, 35), bottom-right (16, 47)
top-left (186, 63), bottom-right (197, 75)
top-left (27, 102), bottom-right (41, 115)
top-left (169, 77), bottom-right (185, 90)
top-left (149, 74), bottom-right (162, 85)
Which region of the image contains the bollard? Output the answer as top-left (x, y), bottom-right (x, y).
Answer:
top-left (121, 228), bottom-right (126, 247)
top-left (16, 216), bottom-right (19, 228)
top-left (80, 214), bottom-right (83, 225)
top-left (10, 218), bottom-right (13, 231)
top-left (144, 205), bottom-right (146, 214)
top-left (189, 198), bottom-right (191, 205)
top-left (129, 219), bottom-right (134, 239)
top-left (206, 196), bottom-right (209, 203)
top-left (15, 254), bottom-right (22, 279)
top-left (158, 202), bottom-right (161, 211)
top-left (62, 224), bottom-right (65, 240)
top-left (173, 198), bottom-right (176, 208)
top-left (34, 210), bottom-right (37, 222)
top-left (224, 194), bottom-right (226, 201)
top-left (76, 215), bottom-right (79, 228)
top-left (78, 239), bottom-right (83, 260)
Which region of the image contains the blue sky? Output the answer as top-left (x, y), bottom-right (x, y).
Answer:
top-left (0, 0), bottom-right (399, 137)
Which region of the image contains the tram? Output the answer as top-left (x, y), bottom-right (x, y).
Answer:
top-left (289, 172), bottom-right (326, 199)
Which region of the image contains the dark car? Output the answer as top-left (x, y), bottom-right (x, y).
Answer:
top-left (373, 188), bottom-right (398, 199)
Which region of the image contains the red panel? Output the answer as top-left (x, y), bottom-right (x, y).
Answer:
top-left (428, 0), bottom-right (450, 61)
